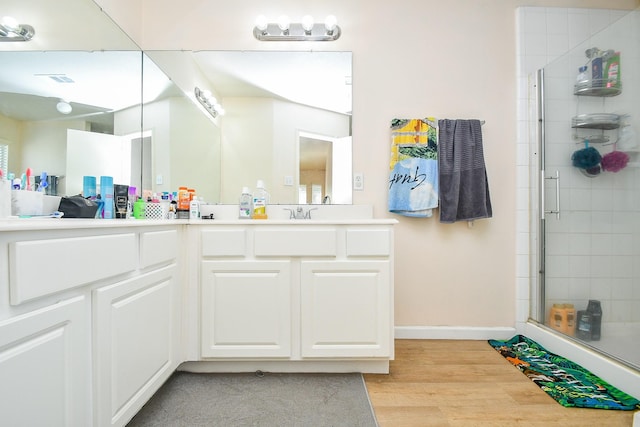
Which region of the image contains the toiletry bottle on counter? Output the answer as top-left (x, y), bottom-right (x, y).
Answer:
top-left (189, 194), bottom-right (200, 219)
top-left (252, 180), bottom-right (269, 219)
top-left (239, 187), bottom-right (253, 219)
top-left (114, 184), bottom-right (129, 219)
top-left (100, 176), bottom-right (114, 219)
top-left (177, 186), bottom-right (190, 212)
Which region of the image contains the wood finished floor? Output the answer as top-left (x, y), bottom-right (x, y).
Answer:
top-left (364, 340), bottom-right (636, 427)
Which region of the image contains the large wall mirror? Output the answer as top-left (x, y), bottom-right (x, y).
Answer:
top-left (147, 50), bottom-right (353, 204)
top-left (1, 0), bottom-right (352, 205)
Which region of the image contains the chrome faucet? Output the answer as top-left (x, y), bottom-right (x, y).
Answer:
top-left (284, 206), bottom-right (318, 219)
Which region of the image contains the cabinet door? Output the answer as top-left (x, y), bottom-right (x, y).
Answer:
top-left (93, 265), bottom-right (179, 427)
top-left (201, 260), bottom-right (291, 358)
top-left (0, 296), bottom-right (90, 427)
top-left (300, 260), bottom-right (391, 358)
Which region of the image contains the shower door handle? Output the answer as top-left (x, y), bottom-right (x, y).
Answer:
top-left (542, 170), bottom-right (560, 220)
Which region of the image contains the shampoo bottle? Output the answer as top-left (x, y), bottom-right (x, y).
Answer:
top-left (189, 193), bottom-right (201, 219)
top-left (252, 180), bottom-right (270, 220)
top-left (239, 187), bottom-right (253, 219)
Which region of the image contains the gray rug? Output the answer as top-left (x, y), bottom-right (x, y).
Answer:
top-left (127, 372), bottom-right (378, 427)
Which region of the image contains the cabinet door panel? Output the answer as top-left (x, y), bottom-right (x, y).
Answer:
top-left (0, 296), bottom-right (89, 427)
top-left (201, 261), bottom-right (291, 358)
top-left (300, 261), bottom-right (391, 358)
top-left (93, 265), bottom-right (178, 427)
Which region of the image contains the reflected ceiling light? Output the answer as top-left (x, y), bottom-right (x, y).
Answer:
top-left (56, 100), bottom-right (72, 115)
top-left (253, 15), bottom-right (341, 41)
top-left (194, 87), bottom-right (225, 118)
top-left (0, 16), bottom-right (35, 42)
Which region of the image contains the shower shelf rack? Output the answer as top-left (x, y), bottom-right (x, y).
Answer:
top-left (574, 78), bottom-right (622, 97)
top-left (571, 113), bottom-right (621, 130)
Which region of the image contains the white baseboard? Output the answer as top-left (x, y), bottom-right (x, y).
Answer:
top-left (394, 326), bottom-right (516, 340)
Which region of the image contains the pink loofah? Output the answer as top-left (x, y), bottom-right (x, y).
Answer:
top-left (601, 150), bottom-right (630, 173)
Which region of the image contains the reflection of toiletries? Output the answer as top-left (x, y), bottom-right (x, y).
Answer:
top-left (100, 176), bottom-right (114, 219)
top-left (114, 184), bottom-right (129, 219)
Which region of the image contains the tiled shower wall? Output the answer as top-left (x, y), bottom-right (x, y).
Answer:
top-left (516, 7), bottom-right (640, 330)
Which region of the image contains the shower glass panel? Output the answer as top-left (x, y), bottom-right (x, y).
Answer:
top-left (537, 9), bottom-right (640, 370)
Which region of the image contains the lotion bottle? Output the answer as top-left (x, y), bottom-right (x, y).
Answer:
top-left (239, 187), bottom-right (253, 219)
top-left (189, 193), bottom-right (201, 219)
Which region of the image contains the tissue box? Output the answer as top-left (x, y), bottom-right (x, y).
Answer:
top-left (0, 180), bottom-right (10, 218)
top-left (12, 190), bottom-right (43, 216)
top-left (11, 191), bottom-right (61, 216)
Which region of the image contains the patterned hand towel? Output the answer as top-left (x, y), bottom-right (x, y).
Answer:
top-left (388, 118), bottom-right (438, 217)
top-left (438, 119), bottom-right (492, 223)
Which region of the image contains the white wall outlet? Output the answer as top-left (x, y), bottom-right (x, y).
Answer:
top-left (156, 174), bottom-right (163, 185)
top-left (284, 175), bottom-right (294, 186)
top-left (353, 173), bottom-right (364, 190)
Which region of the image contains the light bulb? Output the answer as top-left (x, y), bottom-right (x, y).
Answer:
top-left (324, 15), bottom-right (337, 33)
top-left (301, 15), bottom-right (314, 33)
top-left (277, 15), bottom-right (290, 32)
top-left (255, 15), bottom-right (268, 32)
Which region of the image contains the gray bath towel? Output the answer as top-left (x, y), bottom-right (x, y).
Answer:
top-left (438, 119), bottom-right (492, 223)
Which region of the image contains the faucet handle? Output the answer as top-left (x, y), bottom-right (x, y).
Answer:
top-left (305, 207), bottom-right (318, 219)
top-left (283, 208), bottom-right (295, 219)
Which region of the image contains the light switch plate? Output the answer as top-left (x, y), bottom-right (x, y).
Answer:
top-left (156, 174), bottom-right (163, 185)
top-left (353, 173), bottom-right (363, 190)
top-left (284, 175), bottom-right (294, 186)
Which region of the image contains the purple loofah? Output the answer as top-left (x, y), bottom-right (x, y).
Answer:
top-left (601, 151), bottom-right (629, 173)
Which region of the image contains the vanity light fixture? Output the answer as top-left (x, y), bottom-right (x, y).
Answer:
top-left (253, 14), bottom-right (341, 41)
top-left (194, 87), bottom-right (225, 118)
top-left (0, 16), bottom-right (35, 42)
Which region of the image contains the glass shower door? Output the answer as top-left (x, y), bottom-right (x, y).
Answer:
top-left (536, 10), bottom-right (640, 370)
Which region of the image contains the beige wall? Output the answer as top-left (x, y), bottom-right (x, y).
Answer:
top-left (97, 0), bottom-right (638, 329)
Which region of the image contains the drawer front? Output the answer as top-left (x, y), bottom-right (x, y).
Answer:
top-left (254, 228), bottom-right (337, 257)
top-left (346, 229), bottom-right (391, 257)
top-left (140, 229), bottom-right (178, 268)
top-left (201, 229), bottom-right (246, 257)
top-left (9, 233), bottom-right (137, 305)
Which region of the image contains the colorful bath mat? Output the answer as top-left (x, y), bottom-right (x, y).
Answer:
top-left (488, 335), bottom-right (640, 410)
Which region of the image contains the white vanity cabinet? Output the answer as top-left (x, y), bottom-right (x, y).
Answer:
top-left (0, 295), bottom-right (90, 427)
top-left (0, 223), bottom-right (184, 427)
top-left (195, 221), bottom-right (395, 373)
top-left (201, 260), bottom-right (292, 358)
